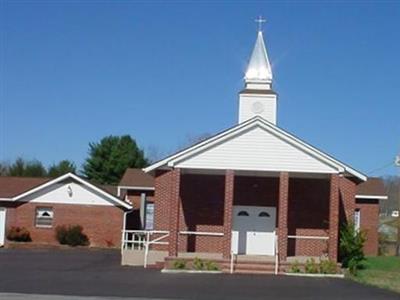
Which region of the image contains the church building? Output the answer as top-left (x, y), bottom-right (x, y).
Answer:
top-left (121, 25), bottom-right (386, 273)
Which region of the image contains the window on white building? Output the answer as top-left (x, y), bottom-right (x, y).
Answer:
top-left (35, 207), bottom-right (54, 228)
top-left (354, 209), bottom-right (361, 232)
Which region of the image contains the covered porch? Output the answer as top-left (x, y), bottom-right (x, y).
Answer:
top-left (160, 167), bottom-right (341, 264)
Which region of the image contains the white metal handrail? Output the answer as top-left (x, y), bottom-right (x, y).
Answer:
top-left (230, 250), bottom-right (235, 274)
top-left (287, 235), bottom-right (329, 240)
top-left (121, 230), bottom-right (169, 268)
top-left (179, 231), bottom-right (224, 236)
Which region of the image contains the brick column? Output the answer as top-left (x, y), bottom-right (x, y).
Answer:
top-left (328, 173), bottom-right (340, 262)
top-left (222, 170), bottom-right (234, 259)
top-left (278, 172), bottom-right (289, 261)
top-left (168, 168), bottom-right (181, 257)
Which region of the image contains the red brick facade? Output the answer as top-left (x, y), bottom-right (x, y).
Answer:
top-left (328, 174), bottom-right (340, 261)
top-left (356, 198), bottom-right (379, 256)
top-left (152, 170), bottom-right (378, 261)
top-left (278, 172), bottom-right (289, 261)
top-left (4, 202), bottom-right (124, 248)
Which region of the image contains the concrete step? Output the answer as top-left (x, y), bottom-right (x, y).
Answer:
top-left (224, 269), bottom-right (278, 275)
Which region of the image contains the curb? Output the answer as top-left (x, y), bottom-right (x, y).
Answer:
top-left (285, 272), bottom-right (344, 278)
top-left (161, 269), bottom-right (222, 274)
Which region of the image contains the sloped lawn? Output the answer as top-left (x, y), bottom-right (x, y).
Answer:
top-left (350, 256), bottom-right (400, 293)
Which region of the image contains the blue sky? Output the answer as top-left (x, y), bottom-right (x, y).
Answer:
top-left (1, 1), bottom-right (399, 176)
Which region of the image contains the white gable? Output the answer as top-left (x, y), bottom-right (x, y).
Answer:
top-left (21, 181), bottom-right (114, 206)
top-left (174, 125), bottom-right (338, 174)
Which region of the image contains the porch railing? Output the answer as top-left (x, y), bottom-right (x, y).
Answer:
top-left (121, 230), bottom-right (169, 268)
top-left (230, 250), bottom-right (236, 274)
top-left (179, 231), bottom-right (224, 236)
top-left (287, 235), bottom-right (329, 240)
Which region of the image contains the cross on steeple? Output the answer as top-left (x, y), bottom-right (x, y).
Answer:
top-left (255, 16), bottom-right (266, 32)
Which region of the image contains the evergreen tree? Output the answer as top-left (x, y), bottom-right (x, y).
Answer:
top-left (82, 135), bottom-right (148, 184)
top-left (8, 158), bottom-right (47, 177)
top-left (48, 160), bottom-right (76, 178)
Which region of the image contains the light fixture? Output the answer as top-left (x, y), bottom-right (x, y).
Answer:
top-left (67, 185), bottom-right (73, 197)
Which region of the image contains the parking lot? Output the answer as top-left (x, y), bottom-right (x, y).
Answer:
top-left (0, 248), bottom-right (398, 300)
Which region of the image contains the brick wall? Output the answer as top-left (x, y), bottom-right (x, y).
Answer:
top-left (5, 202), bottom-right (124, 248)
top-left (356, 198), bottom-right (379, 256)
top-left (287, 178), bottom-right (330, 257)
top-left (179, 173), bottom-right (225, 253)
top-left (339, 177), bottom-right (356, 224)
top-left (151, 170), bottom-right (379, 260)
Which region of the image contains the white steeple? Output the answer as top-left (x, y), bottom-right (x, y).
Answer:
top-left (239, 18), bottom-right (277, 124)
top-left (245, 30), bottom-right (273, 85)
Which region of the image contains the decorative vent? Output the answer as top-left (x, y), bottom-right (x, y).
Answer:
top-left (258, 211), bottom-right (270, 217)
top-left (237, 211), bottom-right (249, 216)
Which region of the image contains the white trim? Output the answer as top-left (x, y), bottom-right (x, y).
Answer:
top-left (0, 207), bottom-right (6, 246)
top-left (118, 186), bottom-right (155, 191)
top-left (0, 198), bottom-right (12, 201)
top-left (287, 235), bottom-right (329, 240)
top-left (179, 231), bottom-right (224, 236)
top-left (8, 173), bottom-right (132, 209)
top-left (355, 195), bottom-right (388, 200)
top-left (144, 117), bottom-right (366, 181)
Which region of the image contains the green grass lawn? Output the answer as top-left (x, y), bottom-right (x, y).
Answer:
top-left (350, 256), bottom-right (400, 293)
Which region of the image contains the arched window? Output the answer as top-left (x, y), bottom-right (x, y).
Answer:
top-left (237, 211), bottom-right (249, 216)
top-left (258, 211), bottom-right (270, 217)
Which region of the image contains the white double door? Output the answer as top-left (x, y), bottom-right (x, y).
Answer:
top-left (231, 206), bottom-right (276, 256)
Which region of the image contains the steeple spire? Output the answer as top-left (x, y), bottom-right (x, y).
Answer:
top-left (238, 18), bottom-right (277, 124)
top-left (245, 19), bottom-right (272, 85)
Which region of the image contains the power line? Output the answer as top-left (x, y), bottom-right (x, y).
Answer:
top-left (368, 161), bottom-right (395, 175)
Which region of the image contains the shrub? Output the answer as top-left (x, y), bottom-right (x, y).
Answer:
top-left (205, 260), bottom-right (219, 271)
top-left (305, 258), bottom-right (319, 274)
top-left (6, 227), bottom-right (31, 242)
top-left (319, 259), bottom-right (337, 274)
top-left (172, 259), bottom-right (186, 270)
top-left (289, 260), bottom-right (302, 273)
top-left (339, 222), bottom-right (366, 275)
top-left (55, 225), bottom-right (89, 247)
top-left (193, 257), bottom-right (205, 270)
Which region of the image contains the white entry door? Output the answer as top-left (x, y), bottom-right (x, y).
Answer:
top-left (232, 206), bottom-right (276, 255)
top-left (0, 208), bottom-right (6, 247)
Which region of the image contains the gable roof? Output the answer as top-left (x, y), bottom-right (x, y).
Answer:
top-left (144, 116), bottom-right (367, 181)
top-left (0, 173), bottom-right (132, 209)
top-left (356, 177), bottom-right (387, 199)
top-left (119, 168), bottom-right (154, 189)
top-left (0, 176), bottom-right (51, 199)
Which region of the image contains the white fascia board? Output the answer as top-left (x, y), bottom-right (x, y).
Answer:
top-left (170, 119), bottom-right (343, 173)
top-left (176, 165), bottom-right (338, 175)
top-left (356, 195), bottom-right (388, 200)
top-left (0, 198), bottom-right (13, 201)
top-left (13, 173), bottom-right (72, 201)
top-left (13, 173), bottom-right (132, 209)
top-left (117, 186), bottom-right (155, 191)
top-left (143, 119), bottom-right (254, 172)
top-left (262, 119), bottom-right (367, 181)
top-left (144, 116), bottom-right (366, 181)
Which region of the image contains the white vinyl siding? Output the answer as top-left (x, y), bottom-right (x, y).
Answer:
top-left (239, 94), bottom-right (277, 124)
top-left (175, 126), bottom-right (337, 173)
top-left (22, 182), bottom-right (114, 206)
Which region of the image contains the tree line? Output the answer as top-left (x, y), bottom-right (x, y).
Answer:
top-left (1, 135), bottom-right (148, 185)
